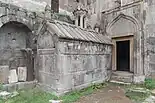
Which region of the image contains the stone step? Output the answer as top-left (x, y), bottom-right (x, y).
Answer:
top-left (110, 71), bottom-right (133, 83)
top-left (110, 80), bottom-right (131, 85)
top-left (112, 71), bottom-right (133, 77)
top-left (111, 75), bottom-right (133, 83)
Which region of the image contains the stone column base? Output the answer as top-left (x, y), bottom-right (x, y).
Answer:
top-left (133, 75), bottom-right (145, 84)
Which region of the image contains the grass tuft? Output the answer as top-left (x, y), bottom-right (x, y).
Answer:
top-left (0, 82), bottom-right (107, 103)
top-left (144, 78), bottom-right (155, 90)
top-left (125, 91), bottom-right (149, 102)
top-left (60, 82), bottom-right (107, 103)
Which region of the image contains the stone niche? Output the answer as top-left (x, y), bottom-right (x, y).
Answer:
top-left (108, 17), bottom-right (137, 36)
top-left (106, 14), bottom-right (138, 37)
top-left (0, 21), bottom-right (35, 84)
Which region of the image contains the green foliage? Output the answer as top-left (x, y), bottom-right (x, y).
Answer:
top-left (0, 82), bottom-right (107, 103)
top-left (0, 88), bottom-right (58, 103)
top-left (126, 91), bottom-right (149, 102)
top-left (91, 83), bottom-right (107, 90)
top-left (60, 91), bottom-right (81, 103)
top-left (0, 84), bottom-right (3, 90)
top-left (144, 78), bottom-right (155, 90)
top-left (60, 82), bottom-right (107, 103)
top-left (125, 79), bottom-right (154, 102)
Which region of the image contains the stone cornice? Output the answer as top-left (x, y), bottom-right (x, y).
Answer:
top-left (102, 0), bottom-right (143, 14)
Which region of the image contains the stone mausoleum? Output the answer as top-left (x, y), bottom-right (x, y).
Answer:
top-left (0, 0), bottom-right (154, 95)
top-left (36, 20), bottom-right (111, 95)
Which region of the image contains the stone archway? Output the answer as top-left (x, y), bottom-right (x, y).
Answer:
top-left (0, 21), bottom-right (35, 84)
top-left (106, 14), bottom-right (140, 36)
top-left (0, 14), bottom-right (35, 31)
top-left (107, 14), bottom-right (144, 83)
top-left (0, 3), bottom-right (40, 84)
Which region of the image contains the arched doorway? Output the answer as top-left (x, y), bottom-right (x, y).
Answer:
top-left (0, 21), bottom-right (35, 84)
top-left (107, 14), bottom-right (140, 75)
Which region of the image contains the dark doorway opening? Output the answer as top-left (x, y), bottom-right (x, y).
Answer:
top-left (116, 40), bottom-right (130, 71)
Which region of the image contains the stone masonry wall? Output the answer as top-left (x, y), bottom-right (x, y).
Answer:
top-left (103, 1), bottom-right (143, 76)
top-left (100, 0), bottom-right (150, 83)
top-left (37, 48), bottom-right (57, 92)
top-left (144, 0), bottom-right (155, 78)
top-left (56, 39), bottom-right (112, 94)
top-left (37, 30), bottom-right (58, 92)
top-left (100, 0), bottom-right (155, 81)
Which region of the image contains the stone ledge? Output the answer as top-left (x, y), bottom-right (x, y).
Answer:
top-left (110, 80), bottom-right (131, 85)
top-left (3, 81), bottom-right (37, 92)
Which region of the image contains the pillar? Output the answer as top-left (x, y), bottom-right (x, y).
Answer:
top-left (80, 15), bottom-right (84, 28)
top-left (133, 30), bottom-right (145, 84)
top-left (75, 17), bottom-right (79, 27)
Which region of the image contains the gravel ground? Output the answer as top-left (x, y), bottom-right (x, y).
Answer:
top-left (75, 85), bottom-right (133, 103)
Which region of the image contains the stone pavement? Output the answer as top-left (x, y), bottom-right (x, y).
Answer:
top-left (75, 85), bottom-right (133, 103)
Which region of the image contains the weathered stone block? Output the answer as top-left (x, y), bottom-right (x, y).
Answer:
top-left (6, 83), bottom-right (17, 92)
top-left (37, 55), bottom-right (43, 71)
top-left (18, 67), bottom-right (27, 82)
top-left (150, 55), bottom-right (155, 63)
top-left (149, 63), bottom-right (155, 72)
top-left (17, 10), bottom-right (27, 18)
top-left (38, 72), bottom-right (45, 84)
top-left (43, 55), bottom-right (55, 73)
top-left (8, 69), bottom-right (18, 84)
top-left (18, 58), bottom-right (26, 67)
top-left (93, 69), bottom-right (102, 80)
top-left (70, 55), bottom-right (83, 72)
top-left (133, 75), bottom-right (145, 84)
top-left (148, 37), bottom-right (155, 45)
top-left (73, 74), bottom-right (85, 86)
top-left (44, 75), bottom-right (57, 88)
top-left (0, 65), bottom-right (9, 84)
top-left (3, 81), bottom-right (37, 92)
top-left (84, 73), bottom-right (93, 83)
top-left (57, 74), bottom-right (73, 91)
top-left (17, 81), bottom-right (36, 90)
top-left (0, 7), bottom-right (6, 16)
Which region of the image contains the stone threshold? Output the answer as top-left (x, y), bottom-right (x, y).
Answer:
top-left (110, 80), bottom-right (131, 85)
top-left (110, 71), bottom-right (134, 83)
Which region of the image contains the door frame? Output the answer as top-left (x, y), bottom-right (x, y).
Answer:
top-left (112, 35), bottom-right (134, 72)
